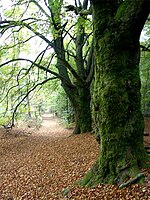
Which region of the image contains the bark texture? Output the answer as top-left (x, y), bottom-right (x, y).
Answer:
top-left (70, 84), bottom-right (92, 134)
top-left (80, 0), bottom-right (150, 186)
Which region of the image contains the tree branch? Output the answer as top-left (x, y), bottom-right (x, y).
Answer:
top-left (29, 0), bottom-right (51, 18)
top-left (0, 58), bottom-right (74, 87)
top-left (11, 77), bottom-right (57, 127)
top-left (140, 45), bottom-right (150, 52)
top-left (0, 20), bottom-right (54, 47)
top-left (59, 58), bottom-right (84, 84)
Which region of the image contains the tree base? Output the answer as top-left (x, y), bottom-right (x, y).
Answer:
top-left (78, 154), bottom-right (150, 188)
top-left (73, 126), bottom-right (81, 134)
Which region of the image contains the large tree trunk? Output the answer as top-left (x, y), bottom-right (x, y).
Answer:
top-left (80, 0), bottom-right (150, 186)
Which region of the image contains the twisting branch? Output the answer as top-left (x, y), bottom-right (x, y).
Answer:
top-left (65, 5), bottom-right (80, 15)
top-left (65, 1), bottom-right (92, 15)
top-left (85, 39), bottom-right (94, 73)
top-left (17, 68), bottom-right (29, 82)
top-left (11, 77), bottom-right (58, 127)
top-left (0, 58), bottom-right (74, 87)
top-left (58, 58), bottom-right (84, 84)
top-left (140, 45), bottom-right (150, 52)
top-left (1, 35), bottom-right (36, 50)
top-left (0, 84), bottom-right (19, 104)
top-left (0, 58), bottom-right (58, 76)
top-left (45, 53), bottom-right (56, 78)
top-left (29, 0), bottom-right (51, 18)
top-left (0, 20), bottom-right (54, 47)
top-left (63, 23), bottom-right (76, 41)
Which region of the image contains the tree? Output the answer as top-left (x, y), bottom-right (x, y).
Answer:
top-left (47, 0), bottom-right (93, 133)
top-left (80, 0), bottom-right (150, 187)
top-left (0, 0), bottom-right (93, 133)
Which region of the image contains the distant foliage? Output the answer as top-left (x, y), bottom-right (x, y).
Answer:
top-left (140, 51), bottom-right (150, 116)
top-left (140, 21), bottom-right (150, 117)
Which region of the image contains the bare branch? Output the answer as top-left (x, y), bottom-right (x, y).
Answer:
top-left (63, 23), bottom-right (76, 41)
top-left (0, 58), bottom-right (58, 76)
top-left (0, 35), bottom-right (36, 50)
top-left (0, 84), bottom-right (19, 104)
top-left (59, 58), bottom-right (83, 84)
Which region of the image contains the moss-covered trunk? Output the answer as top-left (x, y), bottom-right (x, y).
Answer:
top-left (64, 83), bottom-right (92, 134)
top-left (80, 0), bottom-right (150, 186)
top-left (73, 86), bottom-right (92, 134)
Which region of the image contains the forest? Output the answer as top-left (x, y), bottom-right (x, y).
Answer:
top-left (0, 0), bottom-right (150, 199)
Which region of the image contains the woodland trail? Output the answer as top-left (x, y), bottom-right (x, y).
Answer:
top-left (0, 116), bottom-right (149, 199)
top-left (32, 113), bottom-right (72, 138)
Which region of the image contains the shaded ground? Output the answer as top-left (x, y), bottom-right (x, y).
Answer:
top-left (0, 115), bottom-right (149, 200)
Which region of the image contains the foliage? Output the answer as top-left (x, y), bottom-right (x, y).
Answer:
top-left (140, 51), bottom-right (150, 116)
top-left (46, 83), bottom-right (75, 126)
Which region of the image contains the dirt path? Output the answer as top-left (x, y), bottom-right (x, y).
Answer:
top-left (32, 113), bottom-right (72, 138)
top-left (0, 113), bottom-right (72, 139)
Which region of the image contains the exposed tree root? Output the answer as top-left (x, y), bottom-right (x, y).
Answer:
top-left (119, 173), bottom-right (144, 188)
top-left (77, 158), bottom-right (149, 189)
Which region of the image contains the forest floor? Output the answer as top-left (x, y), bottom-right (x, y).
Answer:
top-left (0, 114), bottom-right (150, 200)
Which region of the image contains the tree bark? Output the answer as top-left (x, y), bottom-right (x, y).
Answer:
top-left (80, 0), bottom-right (150, 186)
top-left (54, 33), bottom-right (92, 134)
top-left (62, 81), bottom-right (92, 134)
top-left (72, 85), bottom-right (92, 134)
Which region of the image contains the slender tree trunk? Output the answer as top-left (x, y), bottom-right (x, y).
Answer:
top-left (72, 86), bottom-right (92, 134)
top-left (63, 83), bottom-right (92, 134)
top-left (80, 0), bottom-right (150, 186)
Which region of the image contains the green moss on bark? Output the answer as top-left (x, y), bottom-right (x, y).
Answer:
top-left (68, 84), bottom-right (92, 134)
top-left (80, 0), bottom-right (150, 187)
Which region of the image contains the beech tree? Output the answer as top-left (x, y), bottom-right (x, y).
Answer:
top-left (80, 0), bottom-right (150, 187)
top-left (47, 0), bottom-right (93, 134)
top-left (0, 0), bottom-right (93, 133)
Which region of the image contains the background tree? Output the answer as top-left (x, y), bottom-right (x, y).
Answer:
top-left (80, 0), bottom-right (150, 187)
top-left (0, 0), bottom-right (94, 133)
